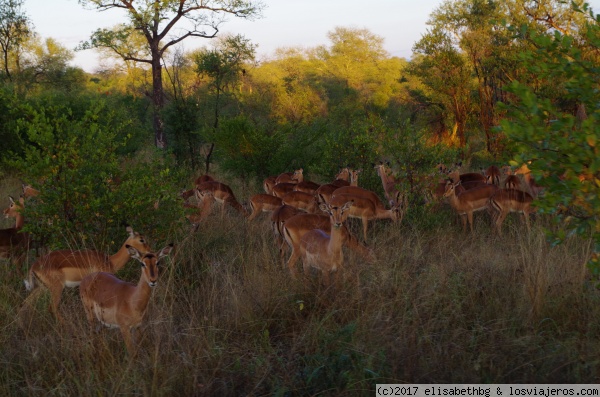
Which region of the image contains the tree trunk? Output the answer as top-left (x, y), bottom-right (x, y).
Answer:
top-left (151, 52), bottom-right (166, 148)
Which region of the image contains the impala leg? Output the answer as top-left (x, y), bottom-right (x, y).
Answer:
top-left (121, 327), bottom-right (135, 355)
top-left (467, 211), bottom-right (474, 233)
top-left (47, 279), bottom-right (65, 322)
top-left (495, 210), bottom-right (508, 235)
top-left (287, 248), bottom-right (300, 278)
top-left (460, 214), bottom-right (468, 232)
top-left (362, 216), bottom-right (369, 241)
top-left (523, 211), bottom-right (531, 232)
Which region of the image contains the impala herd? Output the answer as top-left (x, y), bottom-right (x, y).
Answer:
top-left (0, 161), bottom-right (541, 353)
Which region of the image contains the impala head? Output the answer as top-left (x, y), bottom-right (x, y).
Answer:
top-left (318, 200), bottom-right (353, 229)
top-left (501, 165), bottom-right (513, 176)
top-left (436, 163), bottom-right (449, 174)
top-left (195, 189), bottom-right (213, 201)
top-left (124, 226), bottom-right (151, 255)
top-left (126, 244), bottom-right (174, 287)
top-left (335, 167), bottom-right (351, 181)
top-left (21, 184), bottom-right (40, 198)
top-left (292, 168), bottom-right (304, 182)
top-left (3, 196), bottom-right (23, 219)
top-left (443, 180), bottom-right (460, 198)
top-left (350, 168), bottom-right (362, 185)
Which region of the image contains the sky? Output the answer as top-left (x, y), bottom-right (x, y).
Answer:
top-left (23, 0), bottom-right (600, 73)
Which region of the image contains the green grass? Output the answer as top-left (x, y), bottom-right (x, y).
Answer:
top-left (0, 176), bottom-right (598, 396)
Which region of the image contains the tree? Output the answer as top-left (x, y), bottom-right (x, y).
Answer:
top-left (0, 0), bottom-right (32, 80)
top-left (500, 3), bottom-right (600, 271)
top-left (78, 0), bottom-right (263, 149)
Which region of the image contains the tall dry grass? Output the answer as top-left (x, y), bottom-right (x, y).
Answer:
top-left (0, 177), bottom-right (599, 396)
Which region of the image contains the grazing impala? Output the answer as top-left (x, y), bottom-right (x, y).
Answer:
top-left (248, 194), bottom-right (283, 221)
top-left (272, 182), bottom-right (297, 198)
top-left (489, 189), bottom-right (534, 234)
top-left (483, 165), bottom-right (501, 186)
top-left (24, 226), bottom-right (151, 321)
top-left (501, 165), bottom-right (521, 190)
top-left (292, 168), bottom-right (321, 194)
top-left (443, 181), bottom-right (498, 232)
top-left (186, 190), bottom-right (214, 224)
top-left (80, 244), bottom-right (173, 354)
top-left (276, 170), bottom-right (300, 185)
top-left (330, 190), bottom-right (404, 240)
top-left (195, 181), bottom-right (247, 217)
top-left (1, 196), bottom-right (30, 276)
top-left (296, 200), bottom-right (353, 287)
top-left (313, 167), bottom-right (352, 203)
top-left (283, 211), bottom-right (375, 277)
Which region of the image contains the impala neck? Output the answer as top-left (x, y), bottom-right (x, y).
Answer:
top-left (109, 245), bottom-right (134, 272)
top-left (14, 212), bottom-right (24, 230)
top-left (133, 273), bottom-right (153, 314)
top-left (329, 224), bottom-right (346, 262)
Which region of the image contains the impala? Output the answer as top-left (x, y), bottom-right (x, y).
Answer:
top-left (1, 196), bottom-right (30, 276)
top-left (272, 183), bottom-right (297, 198)
top-left (263, 172), bottom-right (293, 195)
top-left (329, 190), bottom-right (404, 240)
top-left (313, 168), bottom-right (352, 203)
top-left (443, 181), bottom-right (498, 232)
top-left (276, 170), bottom-right (300, 184)
top-left (374, 162), bottom-right (400, 205)
top-left (283, 211), bottom-right (375, 277)
top-left (515, 163), bottom-right (544, 198)
top-left (24, 226), bottom-right (151, 321)
top-left (448, 169), bottom-right (487, 185)
top-left (292, 168), bottom-right (321, 194)
top-left (349, 169), bottom-right (361, 187)
top-left (186, 190), bottom-right (214, 224)
top-left (489, 188), bottom-right (534, 234)
top-left (248, 194), bottom-right (283, 221)
top-left (281, 191), bottom-right (321, 214)
top-left (80, 244), bottom-right (173, 354)
top-left (271, 204), bottom-right (302, 262)
top-left (501, 165), bottom-right (521, 190)
top-left (195, 180), bottom-right (248, 217)
top-left (484, 165), bottom-right (501, 186)
top-left (194, 174), bottom-right (215, 186)
top-left (22, 184), bottom-right (40, 198)
top-left (296, 200), bottom-right (353, 287)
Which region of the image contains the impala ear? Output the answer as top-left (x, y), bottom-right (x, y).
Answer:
top-left (8, 196), bottom-right (15, 205)
top-left (126, 244), bottom-right (143, 262)
top-left (342, 200), bottom-right (354, 211)
top-left (126, 225), bottom-right (134, 237)
top-left (158, 244), bottom-right (174, 259)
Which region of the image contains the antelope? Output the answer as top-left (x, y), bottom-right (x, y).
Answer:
top-left (483, 165), bottom-right (501, 186)
top-left (297, 200), bottom-right (353, 287)
top-left (276, 170), bottom-right (300, 185)
top-left (443, 181), bottom-right (498, 232)
top-left (501, 165), bottom-right (521, 190)
top-left (272, 183), bottom-right (297, 198)
top-left (186, 190), bottom-right (214, 224)
top-left (194, 174), bottom-right (215, 186)
top-left (515, 163), bottom-right (544, 198)
top-left (350, 169), bottom-right (361, 187)
top-left (488, 189), bottom-right (534, 234)
top-left (330, 190), bottom-right (404, 240)
top-left (1, 196), bottom-right (30, 276)
top-left (271, 204), bottom-right (302, 262)
top-left (24, 226), bottom-right (151, 321)
top-left (283, 211), bottom-right (375, 277)
top-left (80, 244), bottom-right (173, 354)
top-left (22, 184), bottom-right (40, 198)
top-left (374, 162), bottom-right (400, 206)
top-left (195, 181), bottom-right (247, 217)
top-left (281, 191), bottom-right (321, 214)
top-left (292, 169), bottom-right (321, 194)
top-left (448, 169), bottom-right (487, 185)
top-left (248, 194), bottom-right (283, 221)
top-left (264, 172), bottom-right (293, 195)
top-left (313, 168), bottom-right (352, 203)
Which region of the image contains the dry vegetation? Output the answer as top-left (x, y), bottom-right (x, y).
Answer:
top-left (0, 175), bottom-right (599, 396)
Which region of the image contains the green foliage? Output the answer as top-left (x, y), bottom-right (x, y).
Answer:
top-left (500, 13), bottom-right (600, 270)
top-left (6, 99), bottom-right (183, 249)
